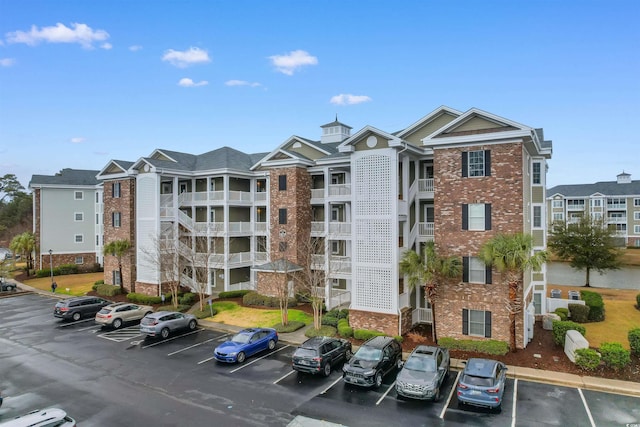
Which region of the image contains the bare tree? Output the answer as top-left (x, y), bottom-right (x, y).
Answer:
top-left (139, 233), bottom-right (185, 308)
top-left (182, 233), bottom-right (227, 311)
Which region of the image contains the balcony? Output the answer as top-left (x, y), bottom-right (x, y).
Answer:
top-left (607, 203), bottom-right (626, 210)
top-left (254, 222), bottom-right (268, 234)
top-left (330, 256), bottom-right (351, 273)
top-left (328, 184), bottom-right (351, 198)
top-left (228, 222), bottom-right (252, 234)
top-left (418, 222), bottom-right (434, 238)
top-left (311, 188), bottom-right (325, 200)
top-left (311, 222), bottom-right (325, 235)
top-left (228, 252), bottom-right (252, 265)
top-left (328, 222), bottom-right (351, 236)
top-left (327, 290), bottom-right (351, 309)
top-left (227, 281), bottom-right (256, 292)
top-left (606, 217), bottom-right (627, 224)
top-left (412, 308), bottom-right (433, 325)
top-left (255, 192), bottom-right (267, 202)
top-left (418, 178), bottom-right (434, 193)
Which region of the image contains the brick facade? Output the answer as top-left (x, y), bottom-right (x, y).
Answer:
top-left (349, 309), bottom-right (400, 337)
top-left (48, 253), bottom-right (98, 273)
top-left (434, 143), bottom-right (528, 349)
top-left (103, 178), bottom-right (137, 292)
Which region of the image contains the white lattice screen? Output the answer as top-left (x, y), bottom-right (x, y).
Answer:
top-left (352, 152), bottom-right (396, 313)
top-left (137, 175), bottom-right (159, 283)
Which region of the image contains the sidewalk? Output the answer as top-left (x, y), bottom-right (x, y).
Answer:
top-left (8, 279), bottom-right (640, 398)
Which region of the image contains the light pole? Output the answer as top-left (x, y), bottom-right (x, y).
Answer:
top-left (48, 249), bottom-right (55, 292)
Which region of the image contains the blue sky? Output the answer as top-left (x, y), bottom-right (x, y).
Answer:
top-left (0, 0), bottom-right (638, 190)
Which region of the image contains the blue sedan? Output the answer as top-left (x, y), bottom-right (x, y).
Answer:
top-left (214, 328), bottom-right (278, 363)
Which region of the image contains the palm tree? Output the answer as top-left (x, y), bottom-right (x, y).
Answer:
top-left (10, 232), bottom-right (35, 274)
top-left (103, 239), bottom-right (131, 293)
top-left (480, 233), bottom-right (548, 352)
top-left (399, 241), bottom-right (462, 342)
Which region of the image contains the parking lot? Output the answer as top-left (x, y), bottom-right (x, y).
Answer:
top-left (1, 293), bottom-right (639, 426)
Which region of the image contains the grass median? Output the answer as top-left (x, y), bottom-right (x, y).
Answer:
top-left (207, 301), bottom-right (312, 328)
top-left (21, 272), bottom-right (103, 296)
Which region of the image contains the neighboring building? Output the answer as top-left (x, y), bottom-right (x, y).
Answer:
top-left (29, 168), bottom-right (103, 272)
top-left (547, 172), bottom-right (640, 247)
top-left (31, 106), bottom-right (552, 349)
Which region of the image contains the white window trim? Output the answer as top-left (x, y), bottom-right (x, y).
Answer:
top-left (634, 211), bottom-right (640, 220)
top-left (468, 150), bottom-right (485, 177)
top-left (75, 256), bottom-right (84, 265)
top-left (74, 234), bottom-right (84, 243)
top-left (533, 205), bottom-right (542, 228)
top-left (468, 309), bottom-right (486, 337)
top-left (74, 212), bottom-right (84, 222)
top-left (634, 225), bottom-right (640, 234)
top-left (74, 191), bottom-right (83, 200)
top-left (552, 200), bottom-right (563, 208)
top-left (468, 203), bottom-right (485, 231)
top-left (468, 257), bottom-right (486, 284)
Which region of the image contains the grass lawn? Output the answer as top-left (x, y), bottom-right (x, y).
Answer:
top-left (22, 272), bottom-right (104, 296)
top-left (207, 301), bottom-right (313, 328)
top-left (548, 285), bottom-right (640, 349)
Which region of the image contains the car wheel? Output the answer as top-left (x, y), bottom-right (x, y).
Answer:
top-left (374, 372), bottom-right (383, 388)
top-left (458, 401), bottom-right (466, 410)
top-left (112, 318), bottom-right (123, 329)
top-left (323, 362), bottom-right (331, 377)
top-left (72, 312), bottom-right (81, 321)
top-left (494, 404), bottom-right (502, 413)
top-left (268, 339), bottom-right (276, 350)
top-left (236, 352), bottom-right (246, 363)
top-left (433, 386), bottom-right (441, 402)
top-left (188, 319), bottom-right (197, 330)
top-left (161, 328), bottom-right (170, 339)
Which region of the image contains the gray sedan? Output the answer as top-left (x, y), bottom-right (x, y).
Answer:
top-left (140, 311), bottom-right (197, 339)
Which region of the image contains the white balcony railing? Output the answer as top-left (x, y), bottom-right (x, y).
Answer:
top-left (228, 281), bottom-right (256, 292)
top-left (254, 252), bottom-right (268, 263)
top-left (412, 308), bottom-right (433, 324)
top-left (399, 292), bottom-right (410, 308)
top-left (328, 184), bottom-right (351, 197)
top-left (606, 217), bottom-right (626, 224)
top-left (418, 178), bottom-right (434, 192)
top-left (330, 256), bottom-right (351, 273)
top-left (311, 188), bottom-right (325, 199)
top-left (254, 222), bottom-right (267, 233)
top-left (228, 191), bottom-right (252, 202)
top-left (328, 290), bottom-right (351, 309)
top-left (328, 222), bottom-right (351, 235)
top-left (255, 192), bottom-right (267, 202)
top-left (607, 203), bottom-right (626, 210)
top-left (228, 222), bottom-right (252, 233)
top-left (418, 222), bottom-right (434, 237)
top-left (228, 251), bottom-right (252, 265)
top-left (311, 222), bottom-right (325, 233)
top-left (209, 190), bottom-right (224, 201)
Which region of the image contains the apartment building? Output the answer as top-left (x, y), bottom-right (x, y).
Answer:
top-left (547, 172), bottom-right (640, 247)
top-left (30, 106), bottom-right (552, 349)
top-left (30, 168), bottom-right (103, 272)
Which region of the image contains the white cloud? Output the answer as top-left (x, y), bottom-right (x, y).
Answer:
top-left (162, 47), bottom-right (211, 68)
top-left (0, 58), bottom-right (16, 67)
top-left (70, 137), bottom-right (86, 144)
top-left (5, 23), bottom-right (110, 49)
top-left (269, 50), bottom-right (317, 75)
top-left (100, 42), bottom-right (112, 50)
top-left (129, 45), bottom-right (142, 52)
top-left (330, 94), bottom-right (372, 105)
top-left (178, 78), bottom-right (208, 87)
top-left (225, 79), bottom-right (261, 87)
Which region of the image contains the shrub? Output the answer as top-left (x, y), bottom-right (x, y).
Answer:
top-left (568, 304), bottom-right (590, 323)
top-left (338, 324), bottom-right (353, 338)
top-left (218, 290), bottom-right (252, 299)
top-left (636, 293), bottom-right (640, 308)
top-left (192, 307), bottom-right (216, 319)
top-left (179, 292), bottom-right (196, 305)
top-left (599, 342), bottom-right (631, 370)
top-left (305, 325), bottom-right (337, 338)
top-left (580, 290), bottom-right (605, 322)
top-left (321, 314), bottom-right (339, 327)
top-left (94, 280), bottom-right (104, 285)
top-left (242, 291), bottom-right (297, 308)
top-left (394, 336), bottom-right (404, 343)
top-left (554, 307), bottom-right (569, 321)
top-left (575, 348), bottom-right (601, 371)
top-left (338, 309), bottom-right (350, 319)
top-left (353, 329), bottom-right (386, 341)
top-left (156, 304), bottom-right (190, 313)
top-left (127, 292), bottom-right (163, 305)
top-left (273, 321), bottom-right (306, 333)
top-left (57, 264), bottom-right (79, 275)
top-left (552, 321), bottom-right (586, 346)
top-left (437, 337), bottom-right (509, 356)
top-left (96, 284), bottom-right (122, 297)
top-left (629, 328), bottom-right (640, 355)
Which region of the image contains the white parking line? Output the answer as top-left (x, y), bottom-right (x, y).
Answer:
top-left (320, 376), bottom-right (342, 395)
top-left (79, 325), bottom-right (101, 332)
top-left (578, 388), bottom-right (596, 427)
top-left (440, 370), bottom-right (461, 419)
top-left (168, 337), bottom-right (219, 356)
top-left (229, 345), bottom-right (291, 373)
top-left (57, 318), bottom-right (95, 327)
top-left (141, 328), bottom-right (203, 348)
top-left (197, 356), bottom-right (216, 365)
top-left (511, 378), bottom-right (518, 427)
top-left (273, 369), bottom-right (297, 384)
top-left (375, 380), bottom-right (396, 405)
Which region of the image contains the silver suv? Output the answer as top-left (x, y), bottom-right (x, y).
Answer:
top-left (95, 302), bottom-right (154, 329)
top-left (140, 311), bottom-right (197, 339)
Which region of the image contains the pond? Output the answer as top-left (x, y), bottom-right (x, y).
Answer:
top-left (547, 262), bottom-right (640, 290)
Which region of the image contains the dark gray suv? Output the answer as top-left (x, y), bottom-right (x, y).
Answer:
top-left (54, 296), bottom-right (112, 321)
top-left (342, 336), bottom-right (402, 388)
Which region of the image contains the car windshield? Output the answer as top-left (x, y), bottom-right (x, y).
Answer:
top-left (98, 308), bottom-right (110, 314)
top-left (462, 374), bottom-right (493, 387)
top-left (355, 346), bottom-right (382, 361)
top-left (404, 356), bottom-right (436, 372)
top-left (231, 333), bottom-right (252, 344)
top-left (295, 348), bottom-right (317, 357)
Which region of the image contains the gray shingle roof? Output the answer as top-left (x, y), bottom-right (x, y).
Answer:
top-left (30, 168), bottom-right (100, 187)
top-left (147, 147), bottom-right (269, 172)
top-left (548, 179), bottom-right (640, 197)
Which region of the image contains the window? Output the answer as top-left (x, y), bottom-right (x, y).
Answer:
top-left (567, 199), bottom-right (585, 209)
top-left (591, 199), bottom-right (602, 207)
top-left (74, 212), bottom-right (84, 222)
top-left (278, 175), bottom-right (287, 191)
top-left (462, 150), bottom-right (491, 177)
top-left (462, 203), bottom-right (491, 231)
top-left (592, 212), bottom-right (602, 220)
top-left (74, 191), bottom-right (83, 200)
top-left (112, 212), bottom-right (121, 227)
top-left (74, 234), bottom-right (84, 243)
top-left (635, 198), bottom-right (640, 207)
top-left (552, 200), bottom-right (563, 208)
top-left (533, 293), bottom-right (542, 315)
top-left (634, 225), bottom-right (640, 234)
top-left (463, 257), bottom-right (492, 284)
top-left (532, 162), bottom-right (541, 184)
top-left (533, 206), bottom-right (542, 228)
top-left (331, 241), bottom-right (340, 254)
top-left (75, 256), bottom-right (84, 265)
top-left (279, 208), bottom-right (287, 224)
top-left (462, 309), bottom-right (491, 338)
top-left (553, 213), bottom-right (563, 221)
top-left (112, 270), bottom-right (121, 286)
top-left (634, 212), bottom-right (640, 220)
top-left (112, 182), bottom-right (121, 198)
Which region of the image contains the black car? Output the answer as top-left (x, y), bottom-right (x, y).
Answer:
top-left (342, 336), bottom-right (402, 388)
top-left (292, 336), bottom-right (353, 376)
top-left (54, 296), bottom-right (112, 321)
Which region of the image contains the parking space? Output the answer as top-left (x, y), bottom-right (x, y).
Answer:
top-left (2, 293), bottom-right (639, 427)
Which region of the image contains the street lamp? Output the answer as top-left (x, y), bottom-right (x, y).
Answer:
top-left (48, 249), bottom-right (53, 283)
